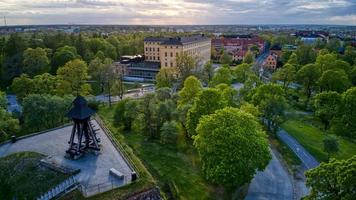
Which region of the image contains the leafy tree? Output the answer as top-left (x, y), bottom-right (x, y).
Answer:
top-left (0, 91), bottom-right (6, 109)
top-left (233, 63), bottom-right (253, 83)
top-left (52, 45), bottom-right (79, 72)
top-left (315, 53), bottom-right (337, 74)
top-left (305, 156), bottom-right (356, 200)
top-left (323, 135), bottom-right (339, 161)
top-left (210, 66), bottom-right (232, 86)
top-left (239, 102), bottom-right (261, 117)
top-left (176, 52), bottom-right (197, 82)
top-left (215, 84), bottom-right (239, 107)
top-left (287, 52), bottom-right (299, 69)
top-left (313, 91), bottom-right (342, 130)
top-left (243, 51), bottom-right (254, 64)
top-left (343, 46), bottom-right (356, 65)
top-left (160, 121), bottom-right (180, 145)
top-left (32, 73), bottom-right (57, 95)
top-left (4, 33), bottom-right (27, 57)
top-left (350, 67), bottom-right (356, 86)
top-left (22, 47), bottom-right (50, 77)
top-left (0, 109), bottom-right (19, 142)
top-left (186, 88), bottom-right (227, 137)
top-left (318, 70), bottom-right (351, 93)
top-left (295, 45), bottom-right (316, 65)
top-left (56, 59), bottom-right (91, 96)
top-left (202, 61), bottom-right (213, 85)
top-left (250, 84), bottom-right (287, 133)
top-left (22, 94), bottom-right (73, 132)
top-left (194, 107), bottom-right (271, 189)
top-left (296, 64), bottom-right (321, 100)
top-left (113, 99), bottom-right (128, 128)
top-left (11, 74), bottom-right (35, 101)
top-left (156, 67), bottom-right (176, 88)
top-left (178, 76), bottom-right (202, 109)
top-left (272, 63), bottom-right (296, 91)
top-left (219, 51), bottom-right (232, 65)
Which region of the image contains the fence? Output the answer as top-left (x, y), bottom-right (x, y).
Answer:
top-left (94, 116), bottom-right (140, 178)
top-left (78, 175), bottom-right (130, 197)
top-left (36, 175), bottom-right (78, 200)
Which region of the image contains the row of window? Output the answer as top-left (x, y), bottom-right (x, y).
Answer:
top-left (164, 52), bottom-right (179, 57)
top-left (145, 56), bottom-right (160, 61)
top-left (164, 62), bottom-right (174, 67)
top-left (145, 47), bottom-right (160, 52)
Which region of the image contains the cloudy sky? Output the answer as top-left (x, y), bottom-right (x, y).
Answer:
top-left (0, 0), bottom-right (355, 25)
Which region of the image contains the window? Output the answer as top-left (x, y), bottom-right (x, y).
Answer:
top-left (149, 48), bottom-right (151, 51)
top-left (170, 46), bottom-right (172, 48)
top-left (165, 52), bottom-right (167, 57)
top-left (176, 52), bottom-right (178, 57)
top-left (153, 56), bottom-right (155, 60)
top-left (170, 52), bottom-right (173, 57)
top-left (170, 62), bottom-right (173, 67)
top-left (158, 56), bottom-right (160, 60)
top-left (176, 46), bottom-right (178, 48)
top-left (158, 48), bottom-right (160, 52)
top-left (145, 47), bottom-right (148, 51)
top-left (150, 56), bottom-right (152, 60)
top-left (165, 62), bottom-right (168, 67)
top-left (153, 48), bottom-right (155, 51)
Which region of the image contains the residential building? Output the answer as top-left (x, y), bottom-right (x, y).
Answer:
top-left (263, 54), bottom-right (278, 70)
top-left (144, 35), bottom-right (211, 68)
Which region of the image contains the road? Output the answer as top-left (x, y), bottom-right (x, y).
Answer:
top-left (95, 87), bottom-right (155, 103)
top-left (245, 148), bottom-right (293, 200)
top-left (277, 129), bottom-right (319, 169)
top-left (6, 94), bottom-right (21, 113)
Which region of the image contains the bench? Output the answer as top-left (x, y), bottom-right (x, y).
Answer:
top-left (109, 168), bottom-right (124, 179)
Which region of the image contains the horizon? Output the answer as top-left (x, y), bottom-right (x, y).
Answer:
top-left (0, 0), bottom-right (355, 26)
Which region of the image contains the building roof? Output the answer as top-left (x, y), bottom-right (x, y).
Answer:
top-left (145, 35), bottom-right (210, 45)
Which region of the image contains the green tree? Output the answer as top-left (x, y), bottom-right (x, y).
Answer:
top-left (272, 63), bottom-right (296, 91)
top-left (156, 67), bottom-right (176, 88)
top-left (186, 88), bottom-right (227, 137)
top-left (194, 107), bottom-right (271, 189)
top-left (296, 64), bottom-right (321, 100)
top-left (160, 120), bottom-right (180, 145)
top-left (233, 63), bottom-right (253, 83)
top-left (56, 59), bottom-right (91, 96)
top-left (32, 73), bottom-right (57, 95)
top-left (210, 66), bottom-right (232, 86)
top-left (243, 51), bottom-right (254, 64)
top-left (305, 156), bottom-right (356, 200)
top-left (215, 84), bottom-right (239, 107)
top-left (202, 61), bottom-right (213, 85)
top-left (295, 45), bottom-right (316, 65)
top-left (0, 109), bottom-right (19, 142)
top-left (176, 52), bottom-right (197, 82)
top-left (250, 84), bottom-right (287, 133)
top-left (11, 74), bottom-right (35, 101)
top-left (219, 51), bottom-right (232, 65)
top-left (178, 76), bottom-right (202, 109)
top-left (323, 135), bottom-right (339, 161)
top-left (313, 91), bottom-right (342, 130)
top-left (287, 52), bottom-right (299, 69)
top-left (52, 45), bottom-right (79, 72)
top-left (0, 90), bottom-right (6, 109)
top-left (22, 47), bottom-right (50, 77)
top-left (4, 33), bottom-right (27, 57)
top-left (318, 70), bottom-right (351, 93)
top-left (350, 67), bottom-right (356, 86)
top-left (343, 46), bottom-right (356, 65)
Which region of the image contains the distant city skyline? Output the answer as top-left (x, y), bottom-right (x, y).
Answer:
top-left (0, 0), bottom-right (355, 26)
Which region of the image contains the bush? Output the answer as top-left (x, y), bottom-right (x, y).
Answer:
top-left (160, 121), bottom-right (180, 145)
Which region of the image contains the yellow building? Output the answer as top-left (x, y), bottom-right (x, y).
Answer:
top-left (144, 35), bottom-right (211, 68)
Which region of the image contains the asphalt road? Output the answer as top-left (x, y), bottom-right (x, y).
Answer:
top-left (245, 148), bottom-right (293, 200)
top-left (277, 129), bottom-right (319, 169)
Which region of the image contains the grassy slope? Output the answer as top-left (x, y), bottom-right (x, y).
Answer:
top-left (281, 119), bottom-right (356, 162)
top-left (0, 152), bottom-right (69, 200)
top-left (98, 105), bottom-right (220, 200)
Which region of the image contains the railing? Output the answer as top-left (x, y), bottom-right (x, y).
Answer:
top-left (36, 175), bottom-right (78, 200)
top-left (78, 175), bottom-right (130, 197)
top-left (94, 116), bottom-right (140, 178)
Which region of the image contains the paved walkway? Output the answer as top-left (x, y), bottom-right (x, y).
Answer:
top-left (277, 129), bottom-right (319, 169)
top-left (245, 149), bottom-right (293, 200)
top-left (0, 120), bottom-right (133, 196)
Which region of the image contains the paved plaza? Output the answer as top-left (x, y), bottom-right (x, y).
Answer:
top-left (0, 120), bottom-right (134, 196)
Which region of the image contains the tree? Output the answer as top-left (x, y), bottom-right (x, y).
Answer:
top-left (156, 67), bottom-right (176, 88)
top-left (11, 74), bottom-right (35, 101)
top-left (233, 63), bottom-right (253, 83)
top-left (305, 156), bottom-right (356, 200)
top-left (0, 90), bottom-right (6, 109)
top-left (315, 53), bottom-right (337, 74)
top-left (272, 63), bottom-right (296, 91)
top-left (160, 121), bottom-right (180, 145)
top-left (22, 47), bottom-right (50, 77)
top-left (202, 61), bottom-right (213, 85)
top-left (296, 64), bottom-right (321, 100)
top-left (186, 88), bottom-right (227, 137)
top-left (52, 45), bottom-right (79, 72)
top-left (250, 84), bottom-right (287, 133)
top-left (239, 102), bottom-right (261, 117)
top-left (287, 52), bottom-right (299, 69)
top-left (4, 33), bottom-right (27, 57)
top-left (350, 67), bottom-right (356, 86)
top-left (215, 84), bottom-right (239, 107)
top-left (56, 59), bottom-right (91, 96)
top-left (178, 76), bottom-right (202, 109)
top-left (22, 94), bottom-right (73, 132)
top-left (295, 45), bottom-right (316, 65)
top-left (176, 52), bottom-right (197, 82)
top-left (210, 66), bottom-right (232, 86)
top-left (313, 91), bottom-right (342, 130)
top-left (113, 99), bottom-right (127, 128)
top-left (243, 51), bottom-right (254, 64)
top-left (32, 73), bottom-right (57, 95)
top-left (343, 46), bottom-right (356, 65)
top-left (318, 70), bottom-right (351, 93)
top-left (219, 51), bottom-right (232, 65)
top-left (194, 107), bottom-right (271, 189)
top-left (323, 135), bottom-right (339, 161)
top-left (0, 109), bottom-right (19, 142)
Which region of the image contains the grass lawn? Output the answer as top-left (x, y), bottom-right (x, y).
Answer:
top-left (0, 152), bottom-right (69, 200)
top-left (281, 119), bottom-right (356, 162)
top-left (98, 105), bottom-right (224, 200)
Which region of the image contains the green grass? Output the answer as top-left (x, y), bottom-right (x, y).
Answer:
top-left (0, 152), bottom-right (69, 200)
top-left (281, 119), bottom-right (356, 162)
top-left (97, 105), bottom-right (224, 200)
top-left (270, 136), bottom-right (301, 169)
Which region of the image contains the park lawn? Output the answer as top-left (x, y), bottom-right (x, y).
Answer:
top-left (281, 119), bottom-right (356, 162)
top-left (0, 152), bottom-right (69, 200)
top-left (98, 105), bottom-right (221, 200)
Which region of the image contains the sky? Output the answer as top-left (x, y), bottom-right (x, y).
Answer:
top-left (0, 0), bottom-right (355, 25)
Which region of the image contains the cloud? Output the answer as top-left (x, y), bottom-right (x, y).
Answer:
top-left (0, 0), bottom-right (355, 25)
